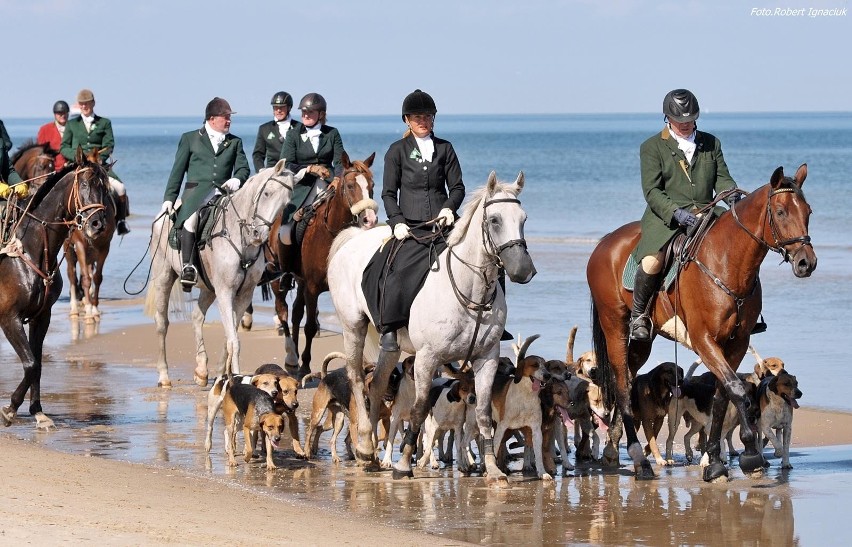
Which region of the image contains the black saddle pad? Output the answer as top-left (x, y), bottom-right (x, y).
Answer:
top-left (361, 226), bottom-right (448, 332)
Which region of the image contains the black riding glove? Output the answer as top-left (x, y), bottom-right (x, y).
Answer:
top-left (672, 208), bottom-right (698, 228)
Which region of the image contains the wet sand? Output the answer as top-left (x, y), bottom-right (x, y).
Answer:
top-left (2, 299), bottom-right (852, 545)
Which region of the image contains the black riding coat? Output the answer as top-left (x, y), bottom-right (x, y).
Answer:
top-left (382, 133), bottom-right (465, 228)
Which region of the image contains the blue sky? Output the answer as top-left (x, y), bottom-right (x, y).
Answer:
top-left (2, 0), bottom-right (849, 117)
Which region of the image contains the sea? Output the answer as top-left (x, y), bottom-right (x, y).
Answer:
top-left (4, 112), bottom-right (851, 411)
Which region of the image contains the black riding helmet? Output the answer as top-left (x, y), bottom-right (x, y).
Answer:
top-left (271, 91), bottom-right (293, 108)
top-left (663, 89), bottom-right (700, 123)
top-left (53, 100), bottom-right (70, 114)
top-left (401, 89), bottom-right (437, 121)
top-left (299, 92), bottom-right (327, 112)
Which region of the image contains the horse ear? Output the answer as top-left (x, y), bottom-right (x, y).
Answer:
top-left (75, 145), bottom-right (85, 165)
top-left (514, 171), bottom-right (525, 194)
top-left (794, 163), bottom-right (808, 188)
top-left (364, 152), bottom-right (376, 168)
top-left (273, 158), bottom-right (287, 174)
top-left (487, 171), bottom-right (498, 196)
top-left (341, 150), bottom-right (351, 169)
top-left (770, 166), bottom-right (785, 188)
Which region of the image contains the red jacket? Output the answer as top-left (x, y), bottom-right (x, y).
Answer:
top-left (36, 122), bottom-right (66, 169)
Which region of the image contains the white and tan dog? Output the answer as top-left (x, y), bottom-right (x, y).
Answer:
top-left (417, 365), bottom-right (477, 472)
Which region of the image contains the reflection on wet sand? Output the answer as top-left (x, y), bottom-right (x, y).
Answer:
top-left (2, 345), bottom-right (848, 545)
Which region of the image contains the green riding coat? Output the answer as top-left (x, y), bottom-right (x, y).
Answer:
top-left (632, 127), bottom-right (737, 260)
top-left (163, 127), bottom-right (250, 229)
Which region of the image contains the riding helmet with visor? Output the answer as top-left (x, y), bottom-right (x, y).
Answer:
top-left (663, 88), bottom-right (700, 123)
top-left (401, 89), bottom-right (437, 121)
top-left (271, 91), bottom-right (293, 108)
top-left (299, 93), bottom-right (327, 112)
top-left (53, 100), bottom-right (70, 114)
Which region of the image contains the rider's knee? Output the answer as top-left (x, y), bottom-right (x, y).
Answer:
top-left (640, 253), bottom-right (664, 274)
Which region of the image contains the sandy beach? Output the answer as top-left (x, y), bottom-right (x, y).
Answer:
top-left (2, 300), bottom-right (852, 545)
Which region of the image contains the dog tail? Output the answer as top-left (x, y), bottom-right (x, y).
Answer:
top-left (747, 344), bottom-right (764, 365)
top-left (302, 351), bottom-right (346, 387)
top-left (685, 358), bottom-right (703, 380)
top-left (566, 325), bottom-right (578, 364)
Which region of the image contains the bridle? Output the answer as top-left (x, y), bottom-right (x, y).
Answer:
top-left (480, 196), bottom-right (527, 267)
top-left (335, 165), bottom-right (378, 228)
top-left (730, 182), bottom-right (812, 264)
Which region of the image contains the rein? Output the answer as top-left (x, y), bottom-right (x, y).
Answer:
top-left (730, 185), bottom-right (812, 263)
top-left (207, 173), bottom-right (293, 292)
top-left (447, 195), bottom-right (524, 370)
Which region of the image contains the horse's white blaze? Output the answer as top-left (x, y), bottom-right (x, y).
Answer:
top-left (351, 173), bottom-right (378, 228)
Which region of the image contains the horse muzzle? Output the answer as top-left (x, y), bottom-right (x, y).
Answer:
top-left (790, 244), bottom-right (817, 278)
top-left (82, 211), bottom-right (107, 239)
top-left (499, 241), bottom-right (536, 284)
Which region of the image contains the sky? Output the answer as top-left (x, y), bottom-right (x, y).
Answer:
top-left (2, 0), bottom-right (850, 117)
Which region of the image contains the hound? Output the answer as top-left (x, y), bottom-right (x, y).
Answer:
top-left (220, 382), bottom-right (286, 469)
top-left (417, 365), bottom-right (477, 471)
top-left (757, 368), bottom-right (802, 468)
top-left (630, 362), bottom-right (684, 466)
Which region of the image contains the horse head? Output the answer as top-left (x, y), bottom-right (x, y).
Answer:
top-left (340, 151), bottom-right (378, 229)
top-left (243, 159), bottom-right (295, 245)
top-left (766, 163), bottom-right (816, 277)
top-left (70, 146), bottom-right (110, 240)
top-left (481, 170), bottom-right (536, 284)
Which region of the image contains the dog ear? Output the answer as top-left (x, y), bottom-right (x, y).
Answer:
top-left (447, 381), bottom-right (461, 402)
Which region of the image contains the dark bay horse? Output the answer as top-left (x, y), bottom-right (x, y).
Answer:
top-left (265, 152), bottom-right (377, 379)
top-left (586, 164), bottom-right (815, 482)
top-left (11, 140), bottom-right (57, 194)
top-left (0, 147), bottom-right (110, 429)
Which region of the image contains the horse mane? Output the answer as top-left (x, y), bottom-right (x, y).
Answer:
top-left (350, 159), bottom-right (370, 174)
top-left (10, 139), bottom-right (53, 164)
top-left (27, 163), bottom-right (78, 210)
top-left (446, 181), bottom-right (519, 247)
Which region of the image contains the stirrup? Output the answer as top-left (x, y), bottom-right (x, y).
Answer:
top-left (751, 315), bottom-right (767, 335)
top-left (629, 314), bottom-right (652, 341)
top-left (500, 329), bottom-right (514, 342)
top-left (116, 219), bottom-right (130, 235)
top-left (380, 331), bottom-right (399, 352)
top-left (180, 265), bottom-right (197, 290)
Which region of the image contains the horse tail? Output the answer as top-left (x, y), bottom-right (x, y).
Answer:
top-left (327, 226), bottom-right (361, 268)
top-left (591, 300), bottom-right (616, 411)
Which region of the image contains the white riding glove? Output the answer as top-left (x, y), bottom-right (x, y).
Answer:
top-left (438, 208), bottom-right (454, 227)
top-left (159, 200), bottom-right (174, 216)
top-left (222, 177), bottom-right (241, 192)
top-left (393, 223), bottom-right (410, 241)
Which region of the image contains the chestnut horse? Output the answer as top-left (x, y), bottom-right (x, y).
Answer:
top-left (1, 148), bottom-right (110, 429)
top-left (63, 194), bottom-right (116, 321)
top-left (264, 152), bottom-right (377, 379)
top-left (11, 140), bottom-right (57, 193)
top-left (587, 164), bottom-right (815, 482)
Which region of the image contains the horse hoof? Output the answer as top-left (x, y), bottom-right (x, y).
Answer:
top-left (35, 413), bottom-right (55, 430)
top-left (277, 325), bottom-right (285, 336)
top-left (193, 371), bottom-right (208, 387)
top-left (739, 452), bottom-right (766, 474)
top-left (487, 475), bottom-right (511, 488)
top-left (635, 461), bottom-right (656, 480)
top-left (392, 468), bottom-right (414, 480)
top-left (1, 406), bottom-right (15, 426)
top-left (157, 380), bottom-right (173, 389)
top-left (703, 461), bottom-right (729, 482)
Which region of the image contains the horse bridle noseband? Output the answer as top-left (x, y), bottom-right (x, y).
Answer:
top-left (731, 184), bottom-right (812, 264)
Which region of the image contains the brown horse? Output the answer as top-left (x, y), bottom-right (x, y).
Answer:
top-left (11, 140), bottom-right (57, 194)
top-left (586, 164), bottom-right (815, 482)
top-left (265, 152), bottom-right (377, 379)
top-left (0, 147), bottom-right (110, 429)
top-left (63, 193), bottom-right (116, 321)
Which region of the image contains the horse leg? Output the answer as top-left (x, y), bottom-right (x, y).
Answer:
top-left (469, 357), bottom-right (509, 487)
top-left (1, 318), bottom-right (36, 427)
top-left (192, 289), bottom-right (215, 385)
top-left (25, 314), bottom-right (55, 429)
top-left (64, 241), bottom-right (81, 317)
top-left (152, 273), bottom-right (176, 388)
top-left (392, 357), bottom-right (439, 480)
top-left (89, 245), bottom-right (109, 321)
top-left (703, 390), bottom-right (732, 481)
top-left (273, 279), bottom-right (299, 372)
top-left (291, 283), bottom-right (306, 376)
top-left (298, 285), bottom-right (320, 380)
top-left (369, 348), bottom-right (401, 465)
top-left (239, 302), bottom-right (253, 332)
top-left (342, 321), bottom-right (376, 465)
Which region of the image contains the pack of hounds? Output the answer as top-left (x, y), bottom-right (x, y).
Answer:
top-left (204, 329), bottom-right (801, 476)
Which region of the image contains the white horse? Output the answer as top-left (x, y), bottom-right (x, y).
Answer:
top-left (327, 171), bottom-right (536, 485)
top-left (146, 159), bottom-right (295, 388)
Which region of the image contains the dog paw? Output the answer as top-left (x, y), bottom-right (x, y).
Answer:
top-left (541, 473), bottom-right (554, 482)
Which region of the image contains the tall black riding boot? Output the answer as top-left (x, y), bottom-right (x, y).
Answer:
top-left (115, 194), bottom-right (130, 235)
top-left (629, 266), bottom-right (661, 341)
top-left (497, 268), bottom-right (514, 341)
top-left (179, 229), bottom-right (198, 291)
